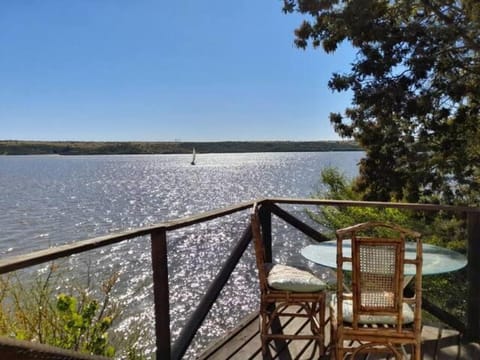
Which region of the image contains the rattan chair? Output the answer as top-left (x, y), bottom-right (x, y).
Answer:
top-left (331, 221), bottom-right (422, 359)
top-left (251, 203), bottom-right (327, 357)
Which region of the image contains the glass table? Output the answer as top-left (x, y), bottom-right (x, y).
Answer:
top-left (301, 240), bottom-right (467, 276)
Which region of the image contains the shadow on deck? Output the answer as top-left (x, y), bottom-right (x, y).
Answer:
top-left (199, 307), bottom-right (480, 360)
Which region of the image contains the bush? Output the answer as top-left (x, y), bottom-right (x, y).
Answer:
top-left (0, 263), bottom-right (118, 357)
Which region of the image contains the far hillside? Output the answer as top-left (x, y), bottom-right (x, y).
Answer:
top-left (0, 140), bottom-right (361, 155)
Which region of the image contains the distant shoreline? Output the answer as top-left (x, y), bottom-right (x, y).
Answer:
top-left (0, 140), bottom-right (361, 155)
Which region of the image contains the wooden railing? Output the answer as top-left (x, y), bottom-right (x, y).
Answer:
top-left (0, 198), bottom-right (479, 359)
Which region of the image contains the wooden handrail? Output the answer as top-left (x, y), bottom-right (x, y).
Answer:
top-left (0, 199), bottom-right (257, 275)
top-left (269, 198), bottom-right (480, 213)
top-left (0, 336), bottom-right (110, 360)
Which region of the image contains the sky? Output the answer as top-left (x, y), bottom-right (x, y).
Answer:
top-left (0, 0), bottom-right (356, 142)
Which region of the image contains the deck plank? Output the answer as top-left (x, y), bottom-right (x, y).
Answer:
top-left (198, 307), bottom-right (479, 359)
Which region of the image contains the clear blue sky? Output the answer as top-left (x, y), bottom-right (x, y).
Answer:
top-left (0, 0), bottom-right (355, 142)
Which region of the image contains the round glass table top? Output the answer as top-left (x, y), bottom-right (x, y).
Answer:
top-left (301, 240), bottom-right (467, 276)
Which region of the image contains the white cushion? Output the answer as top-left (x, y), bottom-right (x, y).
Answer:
top-left (267, 264), bottom-right (326, 292)
top-left (331, 294), bottom-right (414, 325)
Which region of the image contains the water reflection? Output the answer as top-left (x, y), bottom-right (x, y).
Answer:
top-left (0, 152), bottom-right (361, 357)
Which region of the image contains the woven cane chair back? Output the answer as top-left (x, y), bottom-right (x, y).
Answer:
top-left (354, 237), bottom-right (404, 328)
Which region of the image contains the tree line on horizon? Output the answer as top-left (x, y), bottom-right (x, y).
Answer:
top-left (0, 140), bottom-right (361, 155)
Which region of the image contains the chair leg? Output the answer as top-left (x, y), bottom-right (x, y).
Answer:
top-left (261, 302), bottom-right (282, 357)
top-left (317, 301), bottom-right (326, 355)
top-left (413, 342), bottom-right (421, 360)
top-left (334, 345), bottom-right (342, 360)
top-left (304, 300), bottom-right (326, 355)
top-left (259, 304), bottom-right (269, 356)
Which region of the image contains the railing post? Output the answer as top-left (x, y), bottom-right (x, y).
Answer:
top-left (259, 202), bottom-right (272, 262)
top-left (151, 228), bottom-right (171, 359)
top-left (467, 212), bottom-right (480, 340)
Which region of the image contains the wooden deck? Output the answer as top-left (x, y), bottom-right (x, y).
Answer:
top-left (199, 307), bottom-right (480, 360)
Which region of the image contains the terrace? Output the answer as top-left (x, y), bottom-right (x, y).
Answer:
top-left (0, 198), bottom-right (479, 359)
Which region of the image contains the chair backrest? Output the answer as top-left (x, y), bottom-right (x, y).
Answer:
top-left (336, 222), bottom-right (422, 332)
top-left (251, 203), bottom-right (269, 293)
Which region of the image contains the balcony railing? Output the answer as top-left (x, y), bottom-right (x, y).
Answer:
top-left (0, 198), bottom-right (479, 359)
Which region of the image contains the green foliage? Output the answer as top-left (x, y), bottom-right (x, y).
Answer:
top-left (284, 0), bottom-right (480, 205)
top-left (0, 264), bottom-right (122, 357)
top-left (310, 167), bottom-right (413, 236)
top-left (53, 294), bottom-right (114, 356)
top-left (313, 167), bottom-right (468, 249)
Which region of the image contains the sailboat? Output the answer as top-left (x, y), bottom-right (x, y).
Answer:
top-left (191, 148), bottom-right (196, 165)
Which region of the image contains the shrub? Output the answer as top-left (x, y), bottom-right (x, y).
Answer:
top-left (0, 263), bottom-right (118, 357)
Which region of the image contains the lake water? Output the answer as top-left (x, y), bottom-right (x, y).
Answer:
top-left (0, 152), bottom-right (362, 358)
